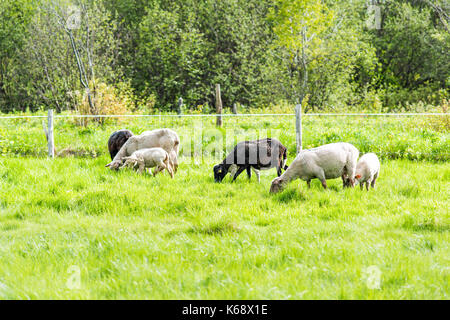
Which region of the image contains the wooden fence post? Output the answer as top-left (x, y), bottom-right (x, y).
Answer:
top-left (177, 97), bottom-right (183, 116)
top-left (295, 104), bottom-right (302, 154)
top-left (215, 84), bottom-right (223, 127)
top-left (47, 109), bottom-right (55, 158)
top-left (232, 103), bottom-right (238, 114)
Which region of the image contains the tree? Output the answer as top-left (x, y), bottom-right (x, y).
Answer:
top-left (0, 0), bottom-right (35, 111)
top-left (2, 0), bottom-right (122, 113)
top-left (269, 0), bottom-right (334, 107)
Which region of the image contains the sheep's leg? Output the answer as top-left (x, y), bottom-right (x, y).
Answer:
top-left (365, 181), bottom-right (370, 191)
top-left (169, 151), bottom-right (178, 173)
top-left (252, 168), bottom-right (260, 183)
top-left (344, 163), bottom-right (356, 188)
top-left (341, 174), bottom-right (347, 188)
top-left (360, 183), bottom-right (364, 191)
top-left (171, 161), bottom-right (177, 174)
top-left (371, 173), bottom-right (378, 189)
top-left (166, 164), bottom-right (174, 178)
top-left (232, 166), bottom-right (246, 182)
top-left (154, 162), bottom-right (167, 176)
top-left (277, 164), bottom-right (282, 177)
top-left (171, 157), bottom-right (178, 174)
top-left (316, 170), bottom-right (327, 190)
top-left (246, 167), bottom-right (252, 180)
top-left (138, 163), bottom-right (145, 175)
top-left (153, 165), bottom-right (163, 177)
top-left (162, 156), bottom-right (174, 178)
top-left (229, 165), bottom-right (237, 179)
top-left (307, 180), bottom-right (311, 189)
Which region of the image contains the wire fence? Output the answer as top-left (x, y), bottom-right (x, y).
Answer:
top-left (0, 112), bottom-right (448, 162)
top-left (0, 112), bottom-right (448, 119)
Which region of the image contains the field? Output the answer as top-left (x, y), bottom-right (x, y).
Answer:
top-left (0, 114), bottom-right (449, 299)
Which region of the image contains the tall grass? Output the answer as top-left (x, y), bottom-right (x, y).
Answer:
top-left (0, 157), bottom-right (448, 299)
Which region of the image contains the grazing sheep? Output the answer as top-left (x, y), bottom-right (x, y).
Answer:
top-left (355, 153), bottom-right (380, 191)
top-left (107, 129), bottom-right (133, 160)
top-left (270, 142), bottom-right (359, 193)
top-left (106, 128), bottom-right (180, 171)
top-left (121, 147), bottom-right (174, 178)
top-left (213, 138), bottom-right (288, 183)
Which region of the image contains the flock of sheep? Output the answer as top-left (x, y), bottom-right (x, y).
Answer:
top-left (105, 128), bottom-right (381, 193)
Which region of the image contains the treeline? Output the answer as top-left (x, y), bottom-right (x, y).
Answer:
top-left (0, 0), bottom-right (448, 113)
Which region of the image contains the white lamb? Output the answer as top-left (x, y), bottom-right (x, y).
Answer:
top-left (354, 153), bottom-right (380, 191)
top-left (120, 147), bottom-right (174, 178)
top-left (106, 128), bottom-right (180, 172)
top-left (270, 142), bottom-right (359, 193)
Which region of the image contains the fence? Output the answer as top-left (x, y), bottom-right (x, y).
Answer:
top-left (0, 110), bottom-right (448, 162)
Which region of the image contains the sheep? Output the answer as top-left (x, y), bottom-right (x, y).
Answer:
top-left (107, 129), bottom-right (133, 160)
top-left (354, 153), bottom-right (380, 191)
top-left (213, 138), bottom-right (288, 183)
top-left (106, 128), bottom-right (180, 172)
top-left (270, 142), bottom-right (359, 193)
top-left (120, 147), bottom-right (174, 178)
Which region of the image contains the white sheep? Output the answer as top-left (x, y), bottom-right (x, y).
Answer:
top-left (121, 147), bottom-right (174, 178)
top-left (106, 128), bottom-right (180, 172)
top-left (355, 153), bottom-right (380, 191)
top-left (270, 142), bottom-right (359, 193)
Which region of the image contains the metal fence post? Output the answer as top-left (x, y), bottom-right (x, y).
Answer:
top-left (47, 109), bottom-right (55, 158)
top-left (216, 84), bottom-right (223, 127)
top-left (295, 104), bottom-right (302, 154)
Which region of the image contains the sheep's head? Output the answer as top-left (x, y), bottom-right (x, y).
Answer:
top-left (105, 160), bottom-right (123, 170)
top-left (351, 175), bottom-right (361, 187)
top-left (213, 164), bottom-right (228, 183)
top-left (121, 156), bottom-right (140, 170)
top-left (270, 177), bottom-right (285, 194)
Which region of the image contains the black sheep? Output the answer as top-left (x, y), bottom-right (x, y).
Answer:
top-left (107, 129), bottom-right (134, 160)
top-left (213, 138), bottom-right (288, 183)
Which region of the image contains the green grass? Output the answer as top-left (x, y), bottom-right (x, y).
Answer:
top-left (1, 114), bottom-right (449, 161)
top-left (0, 157), bottom-right (448, 299)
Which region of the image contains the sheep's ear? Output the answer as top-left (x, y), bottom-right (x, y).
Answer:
top-left (105, 163), bottom-right (112, 167)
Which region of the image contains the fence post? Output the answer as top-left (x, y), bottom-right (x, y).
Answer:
top-left (47, 109), bottom-right (55, 158)
top-left (232, 103), bottom-right (238, 114)
top-left (215, 84), bottom-right (223, 127)
top-left (177, 97), bottom-right (183, 116)
top-left (295, 104), bottom-right (302, 154)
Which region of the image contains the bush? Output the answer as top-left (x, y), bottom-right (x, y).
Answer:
top-left (75, 81), bottom-right (134, 126)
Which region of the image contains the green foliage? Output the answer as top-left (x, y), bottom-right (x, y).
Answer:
top-left (136, 3), bottom-right (209, 110)
top-left (368, 1), bottom-right (450, 110)
top-left (0, 0), bottom-right (448, 112)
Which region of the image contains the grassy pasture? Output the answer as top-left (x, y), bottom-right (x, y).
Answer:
top-left (0, 157), bottom-right (448, 299)
top-left (0, 114), bottom-right (448, 299)
top-left (0, 113), bottom-right (448, 161)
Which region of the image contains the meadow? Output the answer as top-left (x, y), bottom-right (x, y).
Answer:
top-left (0, 113), bottom-right (448, 299)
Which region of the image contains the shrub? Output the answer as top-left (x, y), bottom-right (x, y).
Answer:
top-left (76, 81), bottom-right (134, 126)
